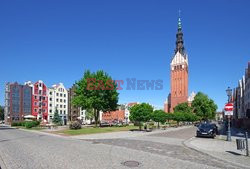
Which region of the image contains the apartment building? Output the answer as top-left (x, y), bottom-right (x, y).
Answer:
top-left (48, 83), bottom-right (68, 125)
top-left (4, 82), bottom-right (32, 124)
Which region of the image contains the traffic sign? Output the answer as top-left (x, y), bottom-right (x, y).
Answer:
top-left (225, 103), bottom-right (233, 111)
top-left (224, 103), bottom-right (233, 116)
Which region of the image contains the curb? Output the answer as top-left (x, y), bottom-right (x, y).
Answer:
top-left (183, 137), bottom-right (249, 169)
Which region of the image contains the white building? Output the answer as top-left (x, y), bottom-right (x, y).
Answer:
top-left (48, 83), bottom-right (68, 125)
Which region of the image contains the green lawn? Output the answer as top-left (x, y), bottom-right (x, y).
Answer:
top-left (57, 125), bottom-right (138, 136)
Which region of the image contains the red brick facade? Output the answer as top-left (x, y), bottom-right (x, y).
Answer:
top-left (102, 110), bottom-right (125, 122)
top-left (170, 64), bottom-right (188, 112)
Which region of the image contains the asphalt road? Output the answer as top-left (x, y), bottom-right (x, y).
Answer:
top-left (0, 125), bottom-right (245, 169)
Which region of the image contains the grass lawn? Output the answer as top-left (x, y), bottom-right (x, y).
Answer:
top-left (57, 125), bottom-right (138, 136)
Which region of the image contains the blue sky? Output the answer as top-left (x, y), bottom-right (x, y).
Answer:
top-left (0, 0), bottom-right (249, 110)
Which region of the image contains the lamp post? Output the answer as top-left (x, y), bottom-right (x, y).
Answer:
top-left (226, 87), bottom-right (232, 141)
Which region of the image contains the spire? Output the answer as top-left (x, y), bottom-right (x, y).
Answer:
top-left (178, 10), bottom-right (182, 30)
top-left (175, 10), bottom-right (185, 55)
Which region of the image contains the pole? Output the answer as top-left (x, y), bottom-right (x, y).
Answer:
top-left (227, 116), bottom-right (231, 141)
top-left (226, 95), bottom-right (232, 142)
top-left (245, 132), bottom-right (249, 156)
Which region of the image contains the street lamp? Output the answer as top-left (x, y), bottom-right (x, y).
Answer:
top-left (225, 86), bottom-right (232, 141)
top-left (226, 87), bottom-right (232, 103)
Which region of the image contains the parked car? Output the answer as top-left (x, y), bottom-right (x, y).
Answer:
top-left (196, 123), bottom-right (217, 138)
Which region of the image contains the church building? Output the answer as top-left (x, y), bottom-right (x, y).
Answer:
top-left (164, 16), bottom-right (189, 113)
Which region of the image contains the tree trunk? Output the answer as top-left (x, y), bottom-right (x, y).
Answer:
top-left (94, 109), bottom-right (99, 127)
top-left (139, 122), bottom-right (141, 131)
top-left (158, 122), bottom-right (160, 129)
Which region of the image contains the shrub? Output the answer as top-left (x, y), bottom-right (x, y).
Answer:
top-left (69, 121), bottom-right (82, 130)
top-left (24, 121), bottom-right (40, 128)
top-left (25, 122), bottom-right (34, 128)
top-left (11, 122), bottom-right (20, 126)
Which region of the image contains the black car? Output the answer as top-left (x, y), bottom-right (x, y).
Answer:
top-left (196, 123), bottom-right (217, 138)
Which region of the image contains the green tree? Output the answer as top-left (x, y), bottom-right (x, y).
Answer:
top-left (172, 112), bottom-right (186, 126)
top-left (52, 108), bottom-right (62, 125)
top-left (191, 92), bottom-right (218, 120)
top-left (85, 108), bottom-right (94, 124)
top-left (151, 110), bottom-right (167, 129)
top-left (174, 102), bottom-right (192, 113)
top-left (73, 70), bottom-right (119, 127)
top-left (129, 103), bottom-right (153, 130)
top-left (0, 106), bottom-right (4, 121)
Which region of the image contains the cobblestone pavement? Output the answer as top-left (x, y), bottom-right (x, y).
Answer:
top-left (0, 125), bottom-right (247, 169)
top-left (84, 127), bottom-right (248, 169)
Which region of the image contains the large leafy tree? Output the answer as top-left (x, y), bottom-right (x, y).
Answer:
top-left (151, 110), bottom-right (166, 129)
top-left (129, 103), bottom-right (153, 130)
top-left (73, 70), bottom-right (119, 127)
top-left (0, 106), bottom-right (4, 121)
top-left (174, 102), bottom-right (192, 113)
top-left (192, 92), bottom-right (217, 120)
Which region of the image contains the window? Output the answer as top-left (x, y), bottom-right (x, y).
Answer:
top-left (50, 104), bottom-right (52, 107)
top-left (64, 110), bottom-right (66, 114)
top-left (39, 90), bottom-right (42, 94)
top-left (49, 109), bottom-right (52, 113)
top-left (64, 99), bottom-right (66, 103)
top-left (43, 97), bottom-right (46, 100)
top-left (60, 110), bottom-right (62, 114)
top-left (35, 96), bottom-right (37, 99)
top-left (34, 102), bottom-right (37, 106)
top-left (56, 93), bottom-right (59, 96)
top-left (56, 99), bottom-right (59, 102)
top-left (60, 93), bottom-right (63, 97)
top-left (35, 109), bottom-right (37, 112)
top-left (64, 105), bottom-right (66, 108)
top-left (50, 92), bottom-right (52, 95)
top-left (64, 94), bottom-right (66, 97)
top-left (60, 105), bottom-right (62, 108)
top-left (50, 98), bottom-right (52, 101)
top-left (60, 99), bottom-right (62, 102)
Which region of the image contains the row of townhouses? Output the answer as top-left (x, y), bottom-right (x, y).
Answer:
top-left (232, 62), bottom-right (250, 129)
top-left (5, 81), bottom-right (69, 125)
top-left (4, 80), bottom-right (138, 125)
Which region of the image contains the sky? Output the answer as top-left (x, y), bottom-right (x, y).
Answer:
top-left (0, 0), bottom-right (249, 110)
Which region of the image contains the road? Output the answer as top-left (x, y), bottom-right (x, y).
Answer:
top-left (0, 125), bottom-right (245, 169)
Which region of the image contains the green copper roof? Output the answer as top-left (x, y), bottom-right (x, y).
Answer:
top-left (178, 17), bottom-right (182, 29)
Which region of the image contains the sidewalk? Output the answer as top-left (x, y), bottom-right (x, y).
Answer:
top-left (184, 136), bottom-right (250, 168)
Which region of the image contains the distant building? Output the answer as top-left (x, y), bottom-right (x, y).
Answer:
top-left (4, 82), bottom-right (32, 124)
top-left (25, 80), bottom-right (48, 121)
top-left (102, 102), bottom-right (138, 123)
top-left (48, 83), bottom-right (68, 125)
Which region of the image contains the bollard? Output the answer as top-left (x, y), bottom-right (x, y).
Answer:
top-left (245, 132), bottom-right (249, 156)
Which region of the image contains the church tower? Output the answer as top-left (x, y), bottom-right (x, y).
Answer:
top-left (165, 16), bottom-right (188, 112)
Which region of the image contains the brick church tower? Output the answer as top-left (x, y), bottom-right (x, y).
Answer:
top-left (164, 16), bottom-right (188, 113)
